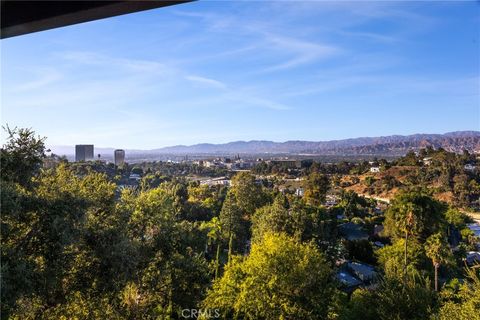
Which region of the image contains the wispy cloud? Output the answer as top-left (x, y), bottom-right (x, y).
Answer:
top-left (237, 94), bottom-right (290, 111)
top-left (185, 77), bottom-right (291, 111)
top-left (8, 48), bottom-right (292, 113)
top-left (8, 68), bottom-right (62, 93)
top-left (281, 74), bottom-right (479, 100)
top-left (261, 34), bottom-right (340, 72)
top-left (173, 6), bottom-right (342, 72)
top-left (185, 75), bottom-right (227, 89)
top-left (59, 51), bottom-right (172, 74)
top-left (336, 30), bottom-right (399, 44)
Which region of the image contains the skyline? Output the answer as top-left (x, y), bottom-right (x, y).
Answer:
top-left (1, 1), bottom-right (479, 149)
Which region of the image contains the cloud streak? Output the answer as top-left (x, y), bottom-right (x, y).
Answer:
top-left (185, 75), bottom-right (227, 89)
top-left (260, 34), bottom-right (340, 72)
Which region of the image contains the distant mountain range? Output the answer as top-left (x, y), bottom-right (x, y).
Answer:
top-left (50, 131), bottom-right (480, 159)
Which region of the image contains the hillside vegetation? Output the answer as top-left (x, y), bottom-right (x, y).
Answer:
top-left (2, 128), bottom-right (479, 320)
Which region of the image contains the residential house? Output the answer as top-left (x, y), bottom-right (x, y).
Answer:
top-left (370, 167), bottom-right (380, 173)
top-left (295, 188), bottom-right (304, 197)
top-left (464, 163), bottom-right (476, 171)
top-left (200, 177), bottom-right (231, 187)
top-left (336, 270), bottom-right (362, 292)
top-left (466, 251), bottom-right (480, 266)
top-left (422, 157), bottom-right (432, 166)
top-left (129, 173), bottom-right (141, 181)
top-left (347, 261), bottom-right (378, 282)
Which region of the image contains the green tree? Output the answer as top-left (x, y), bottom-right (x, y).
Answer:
top-left (397, 150), bottom-right (419, 166)
top-left (338, 190), bottom-right (368, 218)
top-left (444, 208), bottom-right (470, 229)
top-left (230, 172), bottom-right (267, 218)
top-left (340, 276), bottom-right (436, 320)
top-left (384, 191), bottom-right (446, 284)
top-left (344, 239), bottom-right (376, 265)
top-left (1, 163), bottom-right (125, 318)
top-left (251, 194), bottom-right (290, 242)
top-left (303, 172), bottom-right (330, 206)
top-left (376, 238), bottom-right (429, 281)
top-left (120, 185), bottom-right (210, 318)
top-left (436, 268), bottom-right (480, 320)
top-left (384, 191), bottom-right (446, 242)
top-left (203, 233), bottom-right (333, 320)
top-left (218, 191), bottom-right (247, 258)
top-left (252, 195), bottom-right (335, 248)
top-left (377, 278), bottom-right (435, 320)
top-left (1, 126), bottom-right (46, 187)
top-left (424, 233), bottom-right (453, 291)
top-left (10, 291), bottom-right (121, 320)
top-left (201, 217), bottom-right (223, 279)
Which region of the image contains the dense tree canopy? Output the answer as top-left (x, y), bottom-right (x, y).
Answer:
top-left (1, 126), bottom-right (46, 187)
top-left (383, 190), bottom-right (447, 242)
top-left (2, 128), bottom-right (479, 319)
top-left (303, 172), bottom-right (330, 206)
top-left (230, 172), bottom-right (268, 217)
top-left (437, 269), bottom-right (480, 320)
top-left (203, 233), bottom-right (333, 320)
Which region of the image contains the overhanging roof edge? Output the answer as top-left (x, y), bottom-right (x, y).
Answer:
top-left (1, 1), bottom-right (193, 39)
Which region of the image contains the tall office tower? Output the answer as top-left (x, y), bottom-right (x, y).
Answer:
top-left (114, 149), bottom-right (125, 166)
top-left (75, 145), bottom-right (94, 162)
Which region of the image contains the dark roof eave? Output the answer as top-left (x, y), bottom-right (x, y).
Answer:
top-left (1, 0), bottom-right (193, 39)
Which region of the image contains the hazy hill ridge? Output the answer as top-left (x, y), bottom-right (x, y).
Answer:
top-left (50, 131), bottom-right (480, 156)
top-left (152, 131), bottom-right (480, 155)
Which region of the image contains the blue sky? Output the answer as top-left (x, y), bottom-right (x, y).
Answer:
top-left (1, 1), bottom-right (479, 149)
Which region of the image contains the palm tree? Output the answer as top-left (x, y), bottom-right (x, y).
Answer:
top-left (219, 192), bottom-right (243, 260)
top-left (425, 233), bottom-right (451, 291)
top-left (396, 203), bottom-right (416, 286)
top-left (404, 210), bottom-right (415, 284)
top-left (204, 217), bottom-right (223, 279)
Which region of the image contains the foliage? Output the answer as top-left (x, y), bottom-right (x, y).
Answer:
top-left (2, 149), bottom-right (210, 318)
top-left (2, 128), bottom-right (479, 319)
top-left (383, 190), bottom-right (446, 242)
top-left (218, 191), bottom-right (249, 255)
top-left (252, 195), bottom-right (335, 247)
top-left (340, 276), bottom-right (437, 320)
top-left (444, 208), bottom-right (471, 229)
top-left (1, 126), bottom-right (46, 187)
top-left (303, 172), bottom-right (330, 206)
top-left (230, 172), bottom-right (268, 217)
top-left (436, 268), bottom-right (480, 320)
top-left (251, 194), bottom-right (291, 242)
top-left (376, 238), bottom-right (430, 280)
top-left (344, 239), bottom-right (376, 265)
top-left (203, 233), bottom-right (333, 320)
top-left (338, 190), bottom-right (370, 218)
top-left (425, 232), bottom-right (454, 291)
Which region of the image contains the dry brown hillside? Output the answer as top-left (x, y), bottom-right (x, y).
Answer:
top-left (343, 166), bottom-right (455, 204)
